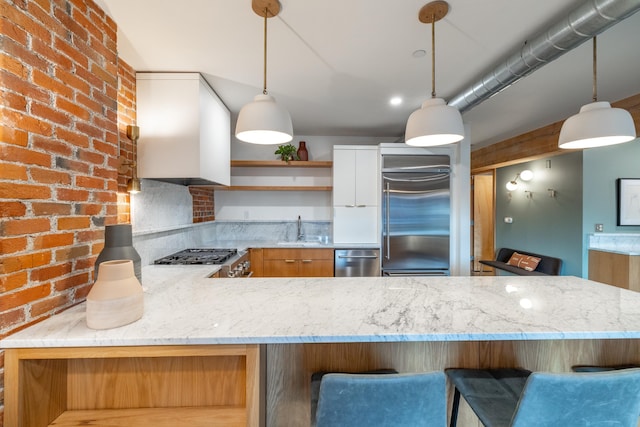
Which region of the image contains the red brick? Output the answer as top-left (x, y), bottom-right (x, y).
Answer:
top-left (53, 5), bottom-right (88, 42)
top-left (76, 148), bottom-right (105, 166)
top-left (30, 167), bottom-right (71, 185)
top-left (0, 283), bottom-right (51, 312)
top-left (93, 139), bottom-right (117, 157)
top-left (2, 109), bottom-right (53, 136)
top-left (93, 166), bottom-right (117, 181)
top-left (0, 144), bottom-right (52, 167)
top-left (75, 122), bottom-right (104, 140)
top-left (0, 182), bottom-right (51, 199)
top-left (54, 68), bottom-right (90, 95)
top-left (74, 281), bottom-right (92, 300)
top-left (32, 69), bottom-right (74, 100)
top-left (53, 35), bottom-right (89, 69)
top-left (32, 134), bottom-right (74, 156)
top-left (11, 0), bottom-right (57, 42)
top-left (91, 88), bottom-right (117, 111)
top-left (30, 262), bottom-right (72, 283)
top-left (33, 232), bottom-right (74, 249)
top-left (0, 217), bottom-right (51, 236)
top-left (0, 16), bottom-right (28, 46)
top-left (71, 6), bottom-right (102, 41)
top-left (55, 244), bottom-right (90, 261)
top-left (75, 175), bottom-right (104, 190)
top-left (53, 271), bottom-right (89, 292)
top-left (57, 216), bottom-right (90, 230)
top-left (54, 156), bottom-right (90, 174)
top-left (32, 202), bottom-right (71, 216)
top-left (0, 162), bottom-right (28, 180)
top-left (0, 271), bottom-right (28, 292)
top-left (56, 187), bottom-right (89, 202)
top-left (0, 201), bottom-right (27, 217)
top-left (55, 97), bottom-right (90, 120)
top-left (79, 229), bottom-right (103, 244)
top-left (76, 92), bottom-right (101, 113)
top-left (0, 236), bottom-right (27, 254)
top-left (75, 62), bottom-right (104, 89)
top-left (55, 127), bottom-right (89, 148)
top-left (30, 293), bottom-right (72, 317)
top-left (0, 125), bottom-right (28, 146)
top-left (32, 37), bottom-right (73, 70)
top-left (92, 190), bottom-right (116, 203)
top-left (74, 203), bottom-right (102, 216)
top-left (1, 69), bottom-right (50, 104)
top-left (0, 28), bottom-right (49, 69)
top-left (31, 101), bottom-right (72, 127)
top-left (1, 88), bottom-right (27, 110)
top-left (0, 308), bottom-right (26, 332)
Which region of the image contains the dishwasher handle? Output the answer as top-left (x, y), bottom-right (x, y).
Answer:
top-left (337, 255), bottom-right (378, 259)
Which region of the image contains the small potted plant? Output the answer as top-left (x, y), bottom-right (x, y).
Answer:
top-left (274, 144), bottom-right (299, 163)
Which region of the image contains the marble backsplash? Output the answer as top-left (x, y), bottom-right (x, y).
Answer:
top-left (133, 220), bottom-right (332, 266)
top-left (588, 233), bottom-right (640, 254)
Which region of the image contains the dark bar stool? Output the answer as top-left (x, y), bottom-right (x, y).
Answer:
top-left (446, 367), bottom-right (640, 427)
top-left (314, 371), bottom-right (446, 427)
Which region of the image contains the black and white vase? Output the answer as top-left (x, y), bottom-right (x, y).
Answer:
top-left (95, 224), bottom-right (142, 282)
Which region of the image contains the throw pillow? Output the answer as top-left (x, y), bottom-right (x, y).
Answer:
top-left (507, 252), bottom-right (541, 272)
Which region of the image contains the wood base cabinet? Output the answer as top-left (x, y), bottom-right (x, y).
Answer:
top-left (588, 249), bottom-right (640, 292)
top-left (261, 248), bottom-right (334, 277)
top-left (4, 344), bottom-right (264, 427)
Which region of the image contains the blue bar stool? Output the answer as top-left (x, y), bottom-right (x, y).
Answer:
top-left (446, 367), bottom-right (640, 427)
top-left (315, 371), bottom-right (446, 427)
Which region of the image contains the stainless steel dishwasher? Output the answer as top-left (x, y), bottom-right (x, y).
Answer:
top-left (334, 249), bottom-right (380, 277)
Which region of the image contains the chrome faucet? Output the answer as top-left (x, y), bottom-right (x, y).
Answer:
top-left (297, 215), bottom-right (304, 241)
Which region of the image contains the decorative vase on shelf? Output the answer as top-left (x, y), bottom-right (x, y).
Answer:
top-left (95, 224), bottom-right (141, 282)
top-left (86, 259), bottom-right (143, 330)
top-left (297, 141), bottom-right (308, 161)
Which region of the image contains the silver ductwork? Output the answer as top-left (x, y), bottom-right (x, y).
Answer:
top-left (448, 0), bottom-right (640, 113)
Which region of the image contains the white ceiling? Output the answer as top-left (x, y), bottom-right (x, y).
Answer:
top-left (96, 0), bottom-right (640, 148)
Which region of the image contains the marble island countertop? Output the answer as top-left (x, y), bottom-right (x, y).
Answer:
top-left (3, 265), bottom-right (640, 349)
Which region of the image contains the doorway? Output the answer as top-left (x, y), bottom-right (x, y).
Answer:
top-left (471, 172), bottom-right (495, 274)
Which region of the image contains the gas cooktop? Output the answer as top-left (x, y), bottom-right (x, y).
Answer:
top-left (154, 248), bottom-right (238, 265)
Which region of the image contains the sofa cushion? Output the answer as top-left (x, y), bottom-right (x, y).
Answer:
top-left (507, 252), bottom-right (541, 272)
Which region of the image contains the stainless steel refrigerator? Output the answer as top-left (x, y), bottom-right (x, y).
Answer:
top-left (381, 154), bottom-right (450, 276)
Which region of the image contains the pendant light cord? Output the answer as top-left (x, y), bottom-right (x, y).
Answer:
top-left (431, 13), bottom-right (436, 98)
top-left (263, 7), bottom-right (268, 95)
top-left (592, 36), bottom-right (597, 102)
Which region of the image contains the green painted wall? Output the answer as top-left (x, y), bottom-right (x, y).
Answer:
top-left (495, 152), bottom-right (583, 276)
top-left (582, 140), bottom-right (640, 276)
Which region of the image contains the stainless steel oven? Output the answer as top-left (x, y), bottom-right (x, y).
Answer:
top-left (154, 249), bottom-right (252, 278)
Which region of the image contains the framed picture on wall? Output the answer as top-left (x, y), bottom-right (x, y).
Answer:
top-left (617, 178), bottom-right (640, 226)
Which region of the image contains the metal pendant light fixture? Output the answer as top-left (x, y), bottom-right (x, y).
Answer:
top-left (235, 0), bottom-right (293, 145)
top-left (558, 36), bottom-right (636, 149)
top-left (405, 1), bottom-right (464, 147)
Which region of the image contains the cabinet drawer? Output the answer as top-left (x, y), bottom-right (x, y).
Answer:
top-left (263, 248), bottom-right (333, 260)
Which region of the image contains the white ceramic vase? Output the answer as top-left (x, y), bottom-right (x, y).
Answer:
top-left (86, 259), bottom-right (143, 330)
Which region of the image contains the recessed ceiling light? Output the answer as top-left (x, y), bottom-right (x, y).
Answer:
top-left (390, 97), bottom-right (403, 106)
top-left (412, 49), bottom-right (427, 58)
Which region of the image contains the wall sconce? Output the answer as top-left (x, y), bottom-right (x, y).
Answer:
top-left (548, 188), bottom-right (557, 198)
top-left (524, 190), bottom-right (533, 199)
top-left (119, 125), bottom-right (141, 194)
top-left (505, 169), bottom-right (533, 191)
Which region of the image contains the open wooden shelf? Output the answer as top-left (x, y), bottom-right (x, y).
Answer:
top-left (49, 407), bottom-right (245, 427)
top-left (230, 160), bottom-right (332, 168)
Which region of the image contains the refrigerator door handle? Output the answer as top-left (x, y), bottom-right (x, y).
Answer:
top-left (383, 174), bottom-right (449, 183)
top-left (385, 182), bottom-right (390, 260)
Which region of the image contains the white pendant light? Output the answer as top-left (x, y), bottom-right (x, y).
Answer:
top-left (236, 0), bottom-right (293, 145)
top-left (406, 1), bottom-right (464, 147)
top-left (558, 37), bottom-right (636, 149)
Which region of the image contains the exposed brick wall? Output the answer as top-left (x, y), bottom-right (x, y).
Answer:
top-left (116, 60), bottom-right (136, 223)
top-left (189, 187), bottom-right (216, 223)
top-left (0, 0), bottom-right (128, 423)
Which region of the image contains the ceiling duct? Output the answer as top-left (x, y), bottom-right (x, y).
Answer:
top-left (448, 0), bottom-right (640, 113)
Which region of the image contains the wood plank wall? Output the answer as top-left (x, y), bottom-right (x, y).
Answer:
top-left (471, 92), bottom-right (640, 173)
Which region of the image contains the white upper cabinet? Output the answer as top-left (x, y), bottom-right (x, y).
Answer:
top-left (332, 146), bottom-right (379, 207)
top-left (136, 73), bottom-right (230, 186)
top-left (332, 145), bottom-right (380, 245)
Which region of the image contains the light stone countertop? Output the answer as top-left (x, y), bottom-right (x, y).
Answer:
top-left (3, 267), bottom-right (640, 349)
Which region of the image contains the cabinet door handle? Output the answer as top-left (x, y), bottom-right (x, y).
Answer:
top-left (284, 259), bottom-right (295, 263)
top-left (345, 204), bottom-right (356, 208)
top-left (301, 259), bottom-right (312, 263)
top-left (356, 204), bottom-right (366, 208)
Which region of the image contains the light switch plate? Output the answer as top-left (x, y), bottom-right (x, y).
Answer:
top-left (595, 223), bottom-right (603, 232)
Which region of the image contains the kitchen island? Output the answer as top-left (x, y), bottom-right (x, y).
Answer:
top-left (3, 268), bottom-right (640, 426)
